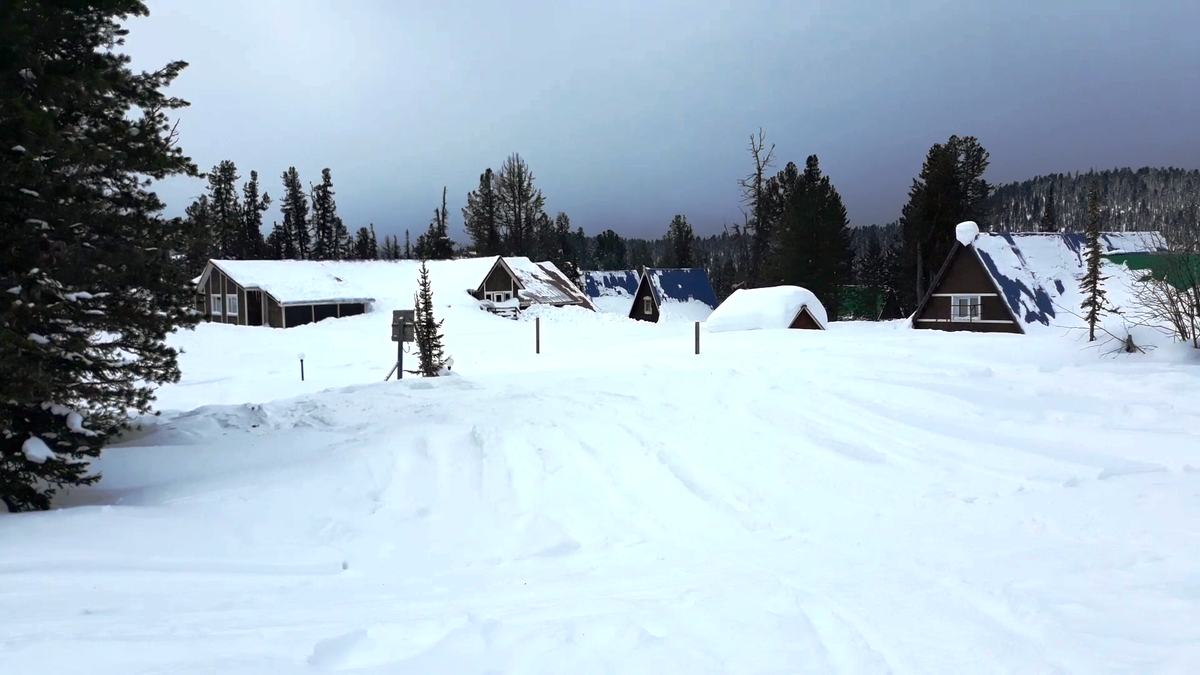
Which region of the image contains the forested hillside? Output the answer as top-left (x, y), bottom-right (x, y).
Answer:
top-left (988, 167), bottom-right (1199, 243)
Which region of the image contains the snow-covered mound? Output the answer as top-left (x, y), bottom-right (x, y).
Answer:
top-left (955, 220), bottom-right (980, 246)
top-left (706, 286), bottom-right (828, 332)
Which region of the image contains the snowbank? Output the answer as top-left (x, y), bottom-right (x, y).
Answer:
top-left (656, 299), bottom-right (715, 323)
top-left (706, 286), bottom-right (828, 332)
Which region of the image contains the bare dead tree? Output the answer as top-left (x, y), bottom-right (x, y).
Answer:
top-left (738, 128), bottom-right (775, 288)
top-left (1124, 246), bottom-right (1200, 349)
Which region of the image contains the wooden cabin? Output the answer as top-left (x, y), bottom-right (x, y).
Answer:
top-left (195, 260), bottom-right (374, 328)
top-left (470, 257), bottom-right (593, 314)
top-left (629, 268), bottom-right (719, 323)
top-left (912, 231), bottom-right (1167, 334)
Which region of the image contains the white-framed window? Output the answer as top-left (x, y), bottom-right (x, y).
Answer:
top-left (485, 291), bottom-right (513, 303)
top-left (643, 296), bottom-right (653, 314)
top-left (951, 295), bottom-right (981, 322)
top-left (211, 294), bottom-right (223, 316)
top-left (226, 293), bottom-right (239, 316)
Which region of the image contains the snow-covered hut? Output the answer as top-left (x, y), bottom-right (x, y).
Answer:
top-left (196, 259), bottom-right (377, 328)
top-left (629, 268), bottom-right (719, 323)
top-left (911, 225), bottom-right (1167, 334)
top-left (706, 286), bottom-right (828, 332)
top-left (580, 270), bottom-right (641, 315)
top-left (471, 257), bottom-right (592, 312)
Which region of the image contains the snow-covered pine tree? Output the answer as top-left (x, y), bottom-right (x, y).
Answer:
top-left (1080, 181), bottom-right (1108, 342)
top-left (279, 167), bottom-right (308, 259)
top-left (240, 170), bottom-right (270, 259)
top-left (309, 168), bottom-right (338, 260)
top-left (413, 262), bottom-right (448, 377)
top-left (1, 0), bottom-right (201, 511)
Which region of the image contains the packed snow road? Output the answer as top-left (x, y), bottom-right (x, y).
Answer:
top-left (2, 314), bottom-right (1199, 673)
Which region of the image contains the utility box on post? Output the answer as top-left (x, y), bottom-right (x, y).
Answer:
top-left (392, 309), bottom-right (415, 342)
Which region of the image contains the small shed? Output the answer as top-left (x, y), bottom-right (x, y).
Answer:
top-left (471, 257), bottom-right (592, 311)
top-left (706, 286), bottom-right (828, 332)
top-left (911, 229), bottom-right (1167, 334)
top-left (629, 268), bottom-right (719, 323)
top-left (195, 260), bottom-right (375, 328)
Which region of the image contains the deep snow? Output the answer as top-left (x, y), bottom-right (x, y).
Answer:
top-left (2, 282), bottom-right (1200, 674)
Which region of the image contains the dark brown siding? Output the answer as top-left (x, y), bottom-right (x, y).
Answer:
top-left (788, 307), bottom-right (824, 330)
top-left (913, 248), bottom-right (1021, 334)
top-left (267, 296), bottom-right (283, 328)
top-left (339, 303), bottom-right (365, 317)
top-left (237, 286), bottom-right (246, 325)
top-left (629, 277), bottom-right (659, 323)
top-left (481, 265), bottom-right (517, 295)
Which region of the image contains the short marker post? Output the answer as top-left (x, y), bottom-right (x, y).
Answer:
top-left (694, 321), bottom-right (700, 355)
top-left (298, 352), bottom-right (306, 381)
top-left (536, 317), bottom-right (541, 355)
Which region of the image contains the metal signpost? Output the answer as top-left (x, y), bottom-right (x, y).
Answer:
top-left (386, 309), bottom-right (416, 381)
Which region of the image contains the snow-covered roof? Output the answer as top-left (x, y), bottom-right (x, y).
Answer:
top-left (201, 258), bottom-right (498, 307)
top-left (706, 286), bottom-right (828, 332)
top-left (496, 258), bottom-right (592, 307)
top-left (965, 231), bottom-right (1167, 329)
top-left (580, 270), bottom-right (640, 298)
top-left (645, 268), bottom-right (718, 309)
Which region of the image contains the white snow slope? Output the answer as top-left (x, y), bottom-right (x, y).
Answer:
top-left (2, 295), bottom-right (1200, 674)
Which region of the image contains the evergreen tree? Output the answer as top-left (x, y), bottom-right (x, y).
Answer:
top-left (205, 160), bottom-right (241, 257)
top-left (898, 135), bottom-right (990, 308)
top-left (368, 224), bottom-right (378, 258)
top-left (1, 1), bottom-right (201, 511)
top-left (1040, 184), bottom-right (1058, 233)
top-left (532, 210), bottom-right (555, 261)
top-left (412, 262), bottom-right (448, 377)
top-left (776, 156), bottom-right (852, 319)
top-left (595, 229), bottom-right (627, 270)
top-left (240, 170), bottom-right (269, 258)
top-left (332, 215), bottom-right (351, 260)
top-left (463, 168), bottom-right (501, 256)
top-left (352, 227), bottom-right (375, 260)
top-left (1080, 181), bottom-right (1108, 342)
top-left (279, 167), bottom-right (308, 259)
top-left (179, 195), bottom-right (214, 277)
top-left (309, 168), bottom-right (339, 260)
top-left (667, 215), bottom-right (695, 268)
top-left (495, 153), bottom-right (545, 255)
top-left (265, 221), bottom-right (285, 260)
top-left (404, 230), bottom-right (411, 259)
top-left (551, 212), bottom-right (579, 279)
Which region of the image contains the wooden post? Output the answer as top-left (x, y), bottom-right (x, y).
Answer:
top-left (695, 321), bottom-right (700, 355)
top-left (536, 317), bottom-right (541, 354)
top-left (299, 353), bottom-right (305, 381)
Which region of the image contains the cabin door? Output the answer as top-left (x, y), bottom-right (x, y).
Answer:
top-left (246, 291), bottom-right (264, 326)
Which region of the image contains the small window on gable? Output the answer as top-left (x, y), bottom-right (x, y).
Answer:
top-left (951, 295), bottom-right (981, 322)
top-left (227, 293), bottom-right (239, 316)
top-left (211, 294), bottom-right (223, 316)
top-left (643, 296), bottom-right (653, 315)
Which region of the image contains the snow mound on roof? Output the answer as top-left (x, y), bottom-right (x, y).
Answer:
top-left (657, 299), bottom-right (715, 323)
top-left (706, 286), bottom-right (828, 332)
top-left (956, 221), bottom-right (980, 246)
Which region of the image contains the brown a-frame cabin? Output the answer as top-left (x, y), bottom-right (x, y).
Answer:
top-left (910, 242), bottom-right (1024, 334)
top-left (788, 305), bottom-right (825, 330)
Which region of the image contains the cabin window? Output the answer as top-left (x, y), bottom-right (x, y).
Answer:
top-left (211, 294), bottom-right (223, 316)
top-left (643, 296), bottom-right (653, 315)
top-left (951, 295), bottom-right (981, 322)
top-left (485, 291), bottom-right (513, 303)
top-left (226, 293), bottom-right (239, 316)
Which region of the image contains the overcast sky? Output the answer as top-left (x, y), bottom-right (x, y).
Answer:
top-left (125, 0), bottom-right (1200, 242)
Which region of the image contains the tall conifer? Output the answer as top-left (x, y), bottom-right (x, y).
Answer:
top-left (1080, 181), bottom-right (1108, 342)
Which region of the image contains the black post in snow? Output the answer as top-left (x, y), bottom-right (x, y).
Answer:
top-left (536, 317), bottom-right (540, 355)
top-left (695, 321), bottom-right (700, 355)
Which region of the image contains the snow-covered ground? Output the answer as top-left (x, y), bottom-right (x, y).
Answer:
top-left (3, 286), bottom-right (1200, 674)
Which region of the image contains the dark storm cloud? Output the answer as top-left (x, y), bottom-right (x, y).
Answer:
top-left (125, 0), bottom-right (1200, 241)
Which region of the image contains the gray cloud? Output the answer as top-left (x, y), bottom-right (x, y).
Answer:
top-left (125, 0), bottom-right (1200, 241)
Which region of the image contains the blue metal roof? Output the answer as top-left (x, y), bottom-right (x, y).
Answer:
top-left (646, 268), bottom-right (718, 309)
top-left (581, 270), bottom-right (640, 298)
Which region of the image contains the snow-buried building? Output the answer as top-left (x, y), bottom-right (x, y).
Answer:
top-left (707, 286), bottom-right (828, 332)
top-left (579, 270), bottom-right (641, 315)
top-left (911, 230), bottom-right (1167, 334)
top-left (629, 268), bottom-right (719, 323)
top-left (195, 257), bottom-right (589, 328)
